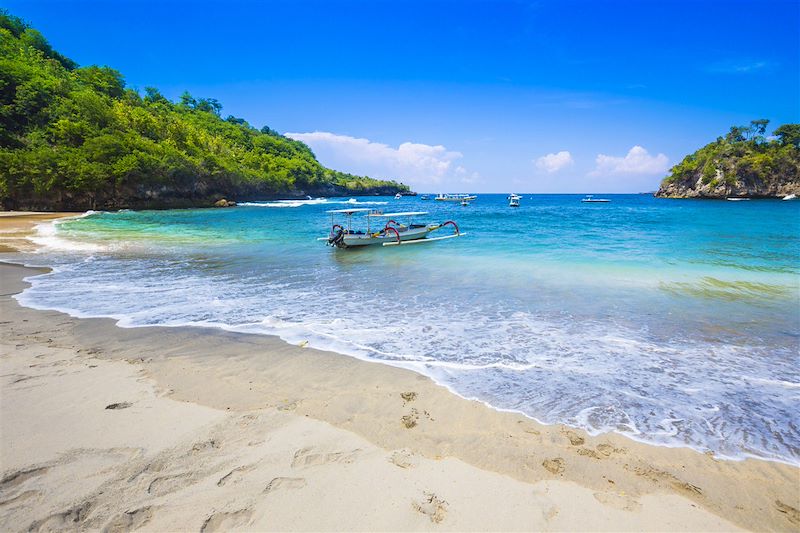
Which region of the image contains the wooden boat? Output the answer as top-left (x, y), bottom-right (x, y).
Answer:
top-left (581, 195), bottom-right (610, 203)
top-left (435, 193), bottom-right (477, 202)
top-left (324, 209), bottom-right (465, 248)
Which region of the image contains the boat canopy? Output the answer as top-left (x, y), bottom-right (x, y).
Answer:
top-left (367, 211), bottom-right (428, 218)
top-left (326, 208), bottom-right (373, 214)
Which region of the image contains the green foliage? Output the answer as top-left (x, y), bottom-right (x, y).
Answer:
top-left (663, 120), bottom-right (800, 190)
top-left (0, 11), bottom-right (408, 209)
top-left (773, 124), bottom-right (800, 148)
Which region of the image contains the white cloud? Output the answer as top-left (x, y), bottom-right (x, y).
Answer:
top-left (284, 131), bottom-right (473, 188)
top-left (707, 60), bottom-right (771, 74)
top-left (590, 145), bottom-right (669, 176)
top-left (535, 151), bottom-right (573, 173)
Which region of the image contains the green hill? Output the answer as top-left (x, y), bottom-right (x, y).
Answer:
top-left (0, 11), bottom-right (409, 210)
top-left (656, 121), bottom-right (800, 199)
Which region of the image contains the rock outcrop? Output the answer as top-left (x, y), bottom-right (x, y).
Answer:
top-left (655, 122), bottom-right (800, 199)
top-left (655, 173), bottom-right (800, 199)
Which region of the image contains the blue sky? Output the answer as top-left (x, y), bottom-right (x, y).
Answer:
top-left (7, 0), bottom-right (799, 192)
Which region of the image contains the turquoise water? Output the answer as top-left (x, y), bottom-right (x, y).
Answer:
top-left (16, 194), bottom-right (800, 464)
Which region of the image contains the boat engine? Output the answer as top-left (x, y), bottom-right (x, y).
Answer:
top-left (328, 225), bottom-right (345, 247)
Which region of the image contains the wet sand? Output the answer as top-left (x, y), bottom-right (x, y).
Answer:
top-left (0, 214), bottom-right (798, 531)
top-left (0, 212), bottom-right (76, 252)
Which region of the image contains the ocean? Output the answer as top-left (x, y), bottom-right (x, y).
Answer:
top-left (13, 194), bottom-right (800, 465)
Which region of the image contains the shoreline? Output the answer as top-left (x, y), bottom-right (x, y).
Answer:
top-left (13, 274), bottom-right (800, 469)
top-left (1, 214), bottom-right (798, 531)
top-left (11, 213), bottom-right (798, 469)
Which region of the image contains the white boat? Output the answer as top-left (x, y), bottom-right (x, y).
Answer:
top-left (726, 197), bottom-right (750, 201)
top-left (782, 194), bottom-right (796, 201)
top-left (394, 193), bottom-right (402, 199)
top-left (324, 209), bottom-right (465, 248)
top-left (508, 193), bottom-right (521, 207)
top-left (581, 195), bottom-right (610, 203)
top-left (420, 194), bottom-right (430, 200)
top-left (461, 199), bottom-right (471, 206)
top-left (435, 193), bottom-right (477, 202)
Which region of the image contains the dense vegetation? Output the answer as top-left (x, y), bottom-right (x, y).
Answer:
top-left (657, 120), bottom-right (800, 198)
top-left (0, 11), bottom-right (409, 210)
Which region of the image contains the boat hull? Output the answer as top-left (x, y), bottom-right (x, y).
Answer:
top-left (338, 225), bottom-right (437, 248)
top-left (435, 195), bottom-right (477, 202)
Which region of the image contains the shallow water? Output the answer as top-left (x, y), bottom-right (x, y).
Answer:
top-left (14, 194), bottom-right (800, 464)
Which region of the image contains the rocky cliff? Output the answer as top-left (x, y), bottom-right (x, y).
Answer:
top-left (655, 122), bottom-right (800, 199)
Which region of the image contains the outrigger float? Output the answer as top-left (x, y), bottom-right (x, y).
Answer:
top-left (323, 209), bottom-right (464, 248)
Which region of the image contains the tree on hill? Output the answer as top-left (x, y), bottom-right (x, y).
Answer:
top-left (0, 10), bottom-right (408, 210)
top-left (657, 120), bottom-right (800, 198)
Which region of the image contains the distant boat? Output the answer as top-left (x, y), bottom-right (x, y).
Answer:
top-left (581, 195), bottom-right (610, 203)
top-left (508, 193), bottom-right (521, 207)
top-left (461, 199), bottom-right (471, 206)
top-left (726, 197), bottom-right (750, 201)
top-left (435, 193), bottom-right (477, 202)
top-left (782, 194), bottom-right (796, 201)
top-left (420, 194), bottom-right (430, 200)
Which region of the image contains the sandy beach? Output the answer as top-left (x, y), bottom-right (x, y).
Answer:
top-left (0, 213), bottom-right (798, 532)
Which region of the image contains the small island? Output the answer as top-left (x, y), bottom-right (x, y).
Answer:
top-left (655, 121), bottom-right (800, 199)
top-left (0, 12), bottom-right (408, 211)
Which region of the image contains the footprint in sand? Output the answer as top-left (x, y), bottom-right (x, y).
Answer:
top-left (200, 509), bottom-right (253, 533)
top-left (401, 406), bottom-right (433, 428)
top-left (623, 463), bottom-right (702, 496)
top-left (291, 447), bottom-right (361, 468)
top-left (102, 506), bottom-right (154, 533)
top-left (217, 464), bottom-right (256, 487)
top-left (0, 489), bottom-right (39, 509)
top-left (775, 500), bottom-right (800, 526)
top-left (28, 501), bottom-right (93, 532)
top-left (147, 473), bottom-right (195, 496)
top-left (0, 466), bottom-right (50, 494)
top-left (542, 457), bottom-right (566, 475)
top-left (400, 391), bottom-right (417, 404)
top-left (264, 477), bottom-right (307, 493)
top-left (593, 492), bottom-right (642, 512)
top-left (413, 492), bottom-right (448, 524)
top-left (563, 429), bottom-right (584, 446)
top-left (389, 449), bottom-right (419, 469)
top-left (191, 438), bottom-right (221, 454)
top-left (577, 447), bottom-right (602, 459)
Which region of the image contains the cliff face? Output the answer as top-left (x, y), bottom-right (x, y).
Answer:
top-left (1, 181), bottom-right (407, 211)
top-left (655, 171), bottom-right (800, 199)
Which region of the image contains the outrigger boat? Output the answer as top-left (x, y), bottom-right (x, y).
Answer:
top-left (324, 209), bottom-right (464, 248)
top-left (435, 193), bottom-right (477, 202)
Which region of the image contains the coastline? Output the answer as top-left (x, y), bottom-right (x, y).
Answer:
top-left (1, 214), bottom-right (798, 531)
